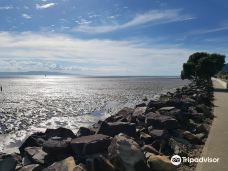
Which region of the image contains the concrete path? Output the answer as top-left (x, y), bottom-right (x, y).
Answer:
top-left (196, 80), bottom-right (228, 171)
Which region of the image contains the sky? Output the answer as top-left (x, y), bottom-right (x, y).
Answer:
top-left (0, 0), bottom-right (228, 76)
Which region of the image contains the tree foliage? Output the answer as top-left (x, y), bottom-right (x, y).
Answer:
top-left (181, 52), bottom-right (225, 81)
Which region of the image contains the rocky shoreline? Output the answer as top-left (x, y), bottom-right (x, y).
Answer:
top-left (0, 81), bottom-right (214, 171)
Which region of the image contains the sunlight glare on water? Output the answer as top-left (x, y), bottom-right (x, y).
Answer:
top-left (0, 76), bottom-right (188, 153)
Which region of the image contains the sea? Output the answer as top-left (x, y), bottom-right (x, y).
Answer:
top-left (0, 76), bottom-right (188, 153)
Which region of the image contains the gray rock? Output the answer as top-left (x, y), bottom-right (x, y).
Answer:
top-left (76, 127), bottom-right (95, 137)
top-left (146, 153), bottom-right (177, 171)
top-left (139, 132), bottom-right (152, 143)
top-left (108, 134), bottom-right (149, 171)
top-left (149, 129), bottom-right (168, 140)
top-left (145, 113), bottom-right (178, 129)
top-left (96, 121), bottom-right (136, 137)
top-left (45, 127), bottom-right (76, 139)
top-left (71, 134), bottom-right (111, 157)
top-left (141, 145), bottom-right (160, 155)
top-left (182, 131), bottom-right (202, 144)
top-left (132, 107), bottom-right (147, 120)
top-left (0, 155), bottom-right (17, 171)
top-left (24, 147), bottom-right (48, 164)
top-left (42, 156), bottom-right (76, 171)
top-left (18, 164), bottom-right (41, 171)
top-left (86, 154), bottom-right (115, 171)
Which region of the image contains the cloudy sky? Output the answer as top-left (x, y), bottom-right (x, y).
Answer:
top-left (0, 0), bottom-right (227, 76)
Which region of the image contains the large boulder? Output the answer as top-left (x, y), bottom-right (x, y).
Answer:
top-left (141, 145), bottom-right (160, 155)
top-left (96, 121), bottom-right (136, 137)
top-left (74, 164), bottom-right (87, 171)
top-left (139, 132), bottom-right (152, 144)
top-left (145, 153), bottom-right (177, 171)
top-left (145, 113), bottom-right (178, 129)
top-left (189, 112), bottom-right (204, 123)
top-left (158, 107), bottom-right (181, 117)
top-left (168, 138), bottom-right (188, 156)
top-left (147, 101), bottom-right (166, 109)
top-left (24, 147), bottom-right (48, 165)
top-left (76, 127), bottom-right (95, 137)
top-left (132, 107), bottom-right (147, 120)
top-left (196, 123), bottom-right (209, 134)
top-left (18, 164), bottom-right (41, 171)
top-left (19, 132), bottom-right (46, 154)
top-left (86, 154), bottom-right (115, 171)
top-left (45, 127), bottom-right (76, 139)
top-left (182, 131), bottom-right (202, 144)
top-left (42, 139), bottom-right (72, 161)
top-left (0, 154), bottom-right (17, 171)
top-left (149, 129), bottom-right (168, 140)
top-left (105, 107), bottom-right (133, 122)
top-left (196, 104), bottom-right (211, 117)
top-left (108, 134), bottom-right (149, 171)
top-left (70, 134), bottom-right (111, 157)
top-left (42, 156), bottom-right (76, 171)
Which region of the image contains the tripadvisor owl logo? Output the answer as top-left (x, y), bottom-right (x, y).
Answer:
top-left (171, 155), bottom-right (182, 166)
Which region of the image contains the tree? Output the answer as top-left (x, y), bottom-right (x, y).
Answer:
top-left (181, 52), bottom-right (225, 81)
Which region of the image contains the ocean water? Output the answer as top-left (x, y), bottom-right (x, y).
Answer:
top-left (0, 76), bottom-right (188, 152)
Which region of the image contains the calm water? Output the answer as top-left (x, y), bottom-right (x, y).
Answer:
top-left (0, 76), bottom-right (188, 152)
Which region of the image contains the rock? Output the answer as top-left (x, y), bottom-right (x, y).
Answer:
top-left (139, 132), bottom-right (152, 144)
top-left (146, 153), bottom-right (177, 171)
top-left (0, 154), bottom-right (17, 171)
top-left (186, 119), bottom-right (198, 132)
top-left (190, 112), bottom-right (204, 122)
top-left (149, 129), bottom-right (168, 140)
top-left (105, 107), bottom-right (134, 123)
top-left (196, 123), bottom-right (209, 134)
top-left (45, 127), bottom-right (76, 139)
top-left (196, 104), bottom-right (211, 117)
top-left (168, 138), bottom-right (188, 156)
top-left (145, 113), bottom-right (178, 129)
top-left (42, 156), bottom-right (76, 171)
top-left (116, 107), bottom-right (134, 117)
top-left (86, 154), bottom-right (115, 171)
top-left (158, 106), bottom-right (176, 111)
top-left (108, 134), bottom-right (149, 171)
top-left (24, 147), bottom-right (48, 164)
top-left (74, 163), bottom-right (87, 171)
top-left (159, 94), bottom-right (171, 102)
top-left (182, 131), bottom-right (202, 144)
top-left (132, 107), bottom-right (147, 120)
top-left (158, 107), bottom-right (181, 118)
top-left (70, 134), bottom-right (111, 157)
top-left (143, 97), bottom-right (148, 101)
top-left (147, 101), bottom-right (166, 109)
top-left (96, 121), bottom-right (136, 137)
top-left (19, 132), bottom-right (46, 154)
top-left (135, 103), bottom-right (147, 108)
top-left (141, 145), bottom-right (160, 155)
top-left (195, 133), bottom-right (206, 141)
top-left (76, 127), bottom-right (95, 137)
top-left (42, 139), bottom-right (71, 161)
top-left (18, 164), bottom-right (41, 171)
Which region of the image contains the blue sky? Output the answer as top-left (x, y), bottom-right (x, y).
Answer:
top-left (0, 0), bottom-right (227, 76)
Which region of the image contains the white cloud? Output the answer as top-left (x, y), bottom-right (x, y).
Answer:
top-left (0, 32), bottom-right (194, 75)
top-left (22, 13), bottom-right (32, 19)
top-left (36, 3), bottom-right (56, 9)
top-left (0, 6), bottom-right (13, 10)
top-left (73, 9), bottom-right (194, 33)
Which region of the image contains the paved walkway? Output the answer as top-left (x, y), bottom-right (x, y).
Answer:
top-left (196, 80), bottom-right (228, 171)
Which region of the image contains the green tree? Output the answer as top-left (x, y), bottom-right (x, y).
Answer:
top-left (181, 52), bottom-right (225, 82)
